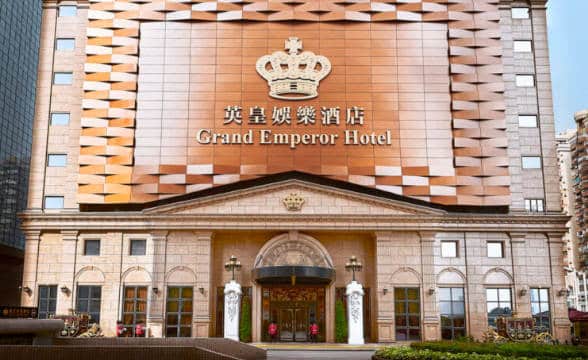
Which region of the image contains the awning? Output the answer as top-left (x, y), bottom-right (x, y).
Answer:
top-left (569, 308), bottom-right (588, 322)
top-left (252, 266), bottom-right (335, 285)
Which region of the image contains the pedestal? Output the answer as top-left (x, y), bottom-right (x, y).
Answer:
top-left (224, 280), bottom-right (242, 341)
top-left (346, 281), bottom-right (364, 345)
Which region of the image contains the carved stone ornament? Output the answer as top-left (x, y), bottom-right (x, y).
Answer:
top-left (346, 280), bottom-right (365, 345)
top-left (282, 192), bottom-right (305, 212)
top-left (256, 37), bottom-right (331, 100)
top-left (223, 280), bottom-right (242, 341)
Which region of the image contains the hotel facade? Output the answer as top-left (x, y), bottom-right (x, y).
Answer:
top-left (21, 0), bottom-right (570, 343)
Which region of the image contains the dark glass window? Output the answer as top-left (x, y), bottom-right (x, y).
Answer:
top-left (123, 286), bottom-right (148, 336)
top-left (439, 287), bottom-right (466, 339)
top-left (130, 239), bottom-right (146, 256)
top-left (38, 285), bottom-right (57, 319)
top-left (394, 287), bottom-right (420, 341)
top-left (166, 287), bottom-right (193, 337)
top-left (531, 288), bottom-right (550, 333)
top-left (486, 288), bottom-right (512, 327)
top-left (76, 285), bottom-right (101, 323)
top-left (84, 239), bottom-right (100, 256)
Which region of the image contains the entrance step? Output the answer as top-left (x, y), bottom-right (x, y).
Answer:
top-left (253, 343), bottom-right (384, 351)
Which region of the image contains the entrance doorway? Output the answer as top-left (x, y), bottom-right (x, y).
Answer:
top-left (262, 286), bottom-right (326, 342)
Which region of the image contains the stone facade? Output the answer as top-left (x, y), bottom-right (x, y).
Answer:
top-left (22, 0), bottom-right (570, 344)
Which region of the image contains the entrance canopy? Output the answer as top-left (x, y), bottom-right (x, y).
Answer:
top-left (253, 232), bottom-right (335, 285)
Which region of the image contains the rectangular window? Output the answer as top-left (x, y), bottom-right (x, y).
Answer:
top-left (394, 287), bottom-right (421, 341)
top-left (166, 287), bottom-right (193, 337)
top-left (525, 199), bottom-right (545, 213)
top-left (531, 288), bottom-right (551, 333)
top-left (130, 239), bottom-right (146, 256)
top-left (513, 40), bottom-right (532, 52)
top-left (53, 72), bottom-right (73, 85)
top-left (439, 287), bottom-right (466, 340)
top-left (487, 241), bottom-right (504, 258)
top-left (47, 154), bottom-right (67, 167)
top-left (76, 285), bottom-right (101, 324)
top-left (486, 288), bottom-right (512, 327)
top-left (84, 239), bottom-right (100, 256)
top-left (441, 241), bottom-right (458, 258)
top-left (59, 5), bottom-right (77, 17)
top-left (511, 7), bottom-right (530, 19)
top-left (50, 113), bottom-right (70, 126)
top-left (518, 115), bottom-right (538, 128)
top-left (56, 38), bottom-right (75, 51)
top-left (44, 196), bottom-right (64, 209)
top-left (522, 156), bottom-right (542, 169)
top-left (516, 75), bottom-right (535, 87)
top-left (123, 286), bottom-right (148, 336)
top-left (38, 285), bottom-right (58, 319)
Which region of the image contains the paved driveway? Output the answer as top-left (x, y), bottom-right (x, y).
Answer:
top-left (268, 350), bottom-right (375, 360)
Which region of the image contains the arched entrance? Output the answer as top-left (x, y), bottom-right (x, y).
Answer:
top-left (252, 231), bottom-right (334, 342)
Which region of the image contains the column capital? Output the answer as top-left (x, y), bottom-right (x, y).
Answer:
top-left (546, 232), bottom-right (566, 244)
top-left (418, 231), bottom-right (436, 242)
top-left (60, 230), bottom-right (79, 241)
top-left (150, 231), bottom-right (169, 240)
top-left (509, 232), bottom-right (527, 244)
top-left (24, 230), bottom-right (42, 241)
top-left (193, 231), bottom-right (214, 240)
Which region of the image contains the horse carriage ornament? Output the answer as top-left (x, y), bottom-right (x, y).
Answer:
top-left (483, 315), bottom-right (555, 344)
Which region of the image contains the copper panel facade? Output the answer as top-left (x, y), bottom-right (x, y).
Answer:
top-left (80, 0), bottom-right (508, 206)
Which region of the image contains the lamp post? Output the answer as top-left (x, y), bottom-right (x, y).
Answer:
top-left (223, 255), bottom-right (242, 341)
top-left (224, 255), bottom-right (241, 281)
top-left (344, 255), bottom-right (365, 345)
top-left (345, 255), bottom-right (363, 281)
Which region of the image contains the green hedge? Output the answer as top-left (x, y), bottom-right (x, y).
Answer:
top-left (410, 341), bottom-right (588, 360)
top-left (239, 296), bottom-right (251, 342)
top-left (335, 299), bottom-right (347, 343)
top-left (374, 347), bottom-right (585, 360)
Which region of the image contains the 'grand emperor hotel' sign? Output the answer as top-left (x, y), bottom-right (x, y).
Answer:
top-left (195, 37), bottom-right (393, 149)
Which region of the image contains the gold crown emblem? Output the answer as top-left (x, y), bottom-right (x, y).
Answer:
top-left (282, 193), bottom-right (305, 211)
top-left (256, 37), bottom-right (331, 100)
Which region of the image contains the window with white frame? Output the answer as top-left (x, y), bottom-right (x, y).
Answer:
top-left (511, 7), bottom-right (529, 19)
top-left (513, 40), bottom-right (532, 52)
top-left (56, 38), bottom-right (75, 51)
top-left (50, 113), bottom-right (70, 126)
top-left (525, 199), bottom-right (545, 213)
top-left (59, 5), bottom-right (77, 17)
top-left (518, 115), bottom-right (537, 128)
top-left (521, 156), bottom-right (542, 169)
top-left (47, 154), bottom-right (67, 167)
top-left (516, 75), bottom-right (535, 87)
top-left (44, 196), bottom-right (64, 209)
top-left (487, 241), bottom-right (504, 258)
top-left (53, 72), bottom-right (73, 85)
top-left (441, 241), bottom-right (458, 258)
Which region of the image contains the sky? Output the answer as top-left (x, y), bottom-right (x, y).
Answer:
top-left (547, 0), bottom-right (588, 132)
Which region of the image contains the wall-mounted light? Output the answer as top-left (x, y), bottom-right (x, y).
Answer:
top-left (22, 286), bottom-right (32, 295)
top-left (152, 287), bottom-right (159, 295)
top-left (518, 287), bottom-right (528, 297)
top-left (558, 288), bottom-right (569, 297)
top-left (428, 287), bottom-right (436, 295)
top-left (383, 288), bottom-right (388, 295)
top-left (199, 287), bottom-right (205, 295)
top-left (60, 286), bottom-right (70, 294)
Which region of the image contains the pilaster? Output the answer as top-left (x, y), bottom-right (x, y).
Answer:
top-left (194, 231), bottom-right (213, 337)
top-left (546, 232), bottom-right (571, 343)
top-left (374, 231), bottom-right (394, 342)
top-left (147, 230), bottom-right (167, 337)
top-left (509, 232), bottom-right (530, 317)
top-left (21, 231), bottom-right (41, 307)
top-left (57, 230), bottom-right (78, 314)
top-left (420, 231), bottom-right (439, 341)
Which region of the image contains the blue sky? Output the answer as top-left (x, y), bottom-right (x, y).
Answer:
top-left (547, 0), bottom-right (588, 132)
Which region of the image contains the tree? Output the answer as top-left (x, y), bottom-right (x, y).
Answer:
top-left (335, 299), bottom-right (348, 343)
top-left (239, 296), bottom-right (252, 342)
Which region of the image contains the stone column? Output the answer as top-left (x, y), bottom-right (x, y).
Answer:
top-left (419, 231), bottom-right (439, 341)
top-left (375, 232), bottom-right (394, 342)
top-left (346, 281), bottom-right (364, 345)
top-left (57, 230), bottom-right (78, 315)
top-left (547, 233), bottom-right (571, 343)
top-left (224, 280), bottom-right (242, 341)
top-left (509, 233), bottom-right (530, 317)
top-left (194, 231), bottom-right (213, 337)
top-left (147, 231), bottom-right (168, 338)
top-left (21, 231), bottom-right (41, 307)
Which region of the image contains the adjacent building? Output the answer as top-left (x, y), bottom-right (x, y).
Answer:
top-left (573, 110), bottom-right (588, 310)
top-left (21, 0), bottom-right (571, 342)
top-left (0, 0), bottom-right (42, 305)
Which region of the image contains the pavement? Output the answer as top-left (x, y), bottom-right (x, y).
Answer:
top-left (267, 350), bottom-right (375, 360)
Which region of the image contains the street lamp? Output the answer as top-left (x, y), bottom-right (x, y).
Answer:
top-left (224, 255), bottom-right (241, 281)
top-left (345, 255), bottom-right (363, 282)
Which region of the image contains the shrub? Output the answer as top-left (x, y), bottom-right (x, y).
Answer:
top-left (374, 346), bottom-right (586, 360)
top-left (239, 296), bottom-right (251, 342)
top-left (335, 299), bottom-right (347, 343)
top-left (410, 341), bottom-right (588, 360)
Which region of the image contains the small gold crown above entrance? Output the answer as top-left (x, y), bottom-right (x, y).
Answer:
top-left (282, 193), bottom-right (305, 211)
top-left (256, 37), bottom-right (331, 100)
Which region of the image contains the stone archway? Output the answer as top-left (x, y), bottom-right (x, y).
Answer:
top-left (251, 231), bottom-right (335, 343)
